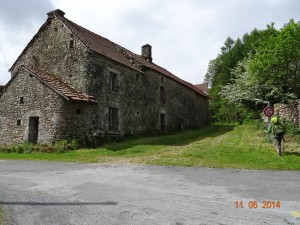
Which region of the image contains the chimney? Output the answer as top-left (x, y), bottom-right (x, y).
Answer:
top-left (141, 44), bottom-right (152, 63)
top-left (47, 9), bottom-right (65, 18)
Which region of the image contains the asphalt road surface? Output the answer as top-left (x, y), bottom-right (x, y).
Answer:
top-left (0, 160), bottom-right (299, 225)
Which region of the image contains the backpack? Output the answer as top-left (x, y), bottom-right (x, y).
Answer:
top-left (272, 123), bottom-right (285, 136)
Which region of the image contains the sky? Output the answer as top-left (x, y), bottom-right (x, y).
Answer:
top-left (0, 0), bottom-right (300, 86)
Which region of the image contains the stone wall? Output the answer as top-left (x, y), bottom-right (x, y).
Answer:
top-left (274, 101), bottom-right (300, 127)
top-left (87, 53), bottom-right (209, 136)
top-left (11, 17), bottom-right (90, 93)
top-left (1, 13), bottom-right (209, 144)
top-left (0, 68), bottom-right (94, 144)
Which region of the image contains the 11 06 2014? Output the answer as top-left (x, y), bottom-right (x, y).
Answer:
top-left (235, 200), bottom-right (281, 209)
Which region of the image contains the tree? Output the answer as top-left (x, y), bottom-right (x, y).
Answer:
top-left (221, 19), bottom-right (300, 106)
top-left (248, 19), bottom-right (300, 102)
top-left (206, 32), bottom-right (265, 122)
top-left (206, 21), bottom-right (299, 123)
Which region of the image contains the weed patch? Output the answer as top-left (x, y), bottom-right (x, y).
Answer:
top-left (0, 139), bottom-right (79, 154)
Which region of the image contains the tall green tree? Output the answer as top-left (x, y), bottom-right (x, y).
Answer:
top-left (205, 29), bottom-right (268, 122)
top-left (221, 19), bottom-right (300, 106)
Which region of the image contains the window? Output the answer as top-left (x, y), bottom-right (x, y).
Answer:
top-left (136, 74), bottom-right (140, 82)
top-left (69, 35), bottom-right (74, 48)
top-left (69, 39), bottom-right (74, 48)
top-left (161, 76), bottom-right (165, 83)
top-left (17, 120), bottom-right (21, 126)
top-left (20, 97), bottom-right (24, 104)
top-left (109, 72), bottom-right (119, 92)
top-left (76, 109), bottom-right (81, 114)
top-left (109, 108), bottom-right (119, 130)
top-left (160, 86), bottom-right (165, 104)
top-left (32, 55), bottom-right (39, 67)
top-left (97, 66), bottom-right (104, 76)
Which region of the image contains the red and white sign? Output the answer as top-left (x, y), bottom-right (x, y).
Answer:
top-left (263, 106), bottom-right (274, 117)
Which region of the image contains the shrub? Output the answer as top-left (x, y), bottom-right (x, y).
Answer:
top-left (283, 120), bottom-right (300, 135)
top-left (0, 139), bottom-right (79, 154)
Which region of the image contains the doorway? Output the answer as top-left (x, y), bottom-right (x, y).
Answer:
top-left (28, 117), bottom-right (39, 144)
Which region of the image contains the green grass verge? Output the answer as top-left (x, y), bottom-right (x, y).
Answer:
top-left (0, 204), bottom-right (3, 225)
top-left (0, 125), bottom-right (299, 170)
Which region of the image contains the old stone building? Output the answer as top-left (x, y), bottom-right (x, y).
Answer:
top-left (0, 9), bottom-right (209, 145)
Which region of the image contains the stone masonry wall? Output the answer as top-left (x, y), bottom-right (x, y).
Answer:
top-left (274, 101), bottom-right (300, 127)
top-left (1, 13), bottom-right (209, 144)
top-left (11, 17), bottom-right (89, 93)
top-left (87, 53), bottom-right (209, 136)
top-left (0, 68), bottom-right (95, 144)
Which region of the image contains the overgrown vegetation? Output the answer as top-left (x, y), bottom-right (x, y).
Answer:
top-left (205, 19), bottom-right (300, 123)
top-left (0, 139), bottom-right (79, 154)
top-left (0, 125), bottom-right (299, 170)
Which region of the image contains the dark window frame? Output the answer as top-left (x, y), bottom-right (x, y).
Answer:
top-left (109, 107), bottom-right (119, 130)
top-left (69, 39), bottom-right (74, 48)
top-left (160, 86), bottom-right (166, 104)
top-left (109, 72), bottom-right (119, 93)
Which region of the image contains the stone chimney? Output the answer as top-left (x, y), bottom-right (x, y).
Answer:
top-left (47, 9), bottom-right (65, 18)
top-left (141, 44), bottom-right (152, 63)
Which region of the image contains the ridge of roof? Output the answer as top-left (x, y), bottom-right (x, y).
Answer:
top-left (195, 83), bottom-right (209, 95)
top-left (59, 16), bottom-right (143, 73)
top-left (10, 9), bottom-right (209, 98)
top-left (55, 11), bottom-right (209, 98)
top-left (23, 65), bottom-right (96, 103)
top-left (9, 19), bottom-right (52, 72)
top-left (0, 85), bottom-right (4, 96)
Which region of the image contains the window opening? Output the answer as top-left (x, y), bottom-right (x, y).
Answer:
top-left (109, 107), bottom-right (119, 130)
top-left (109, 72), bottom-right (119, 92)
top-left (160, 86), bottom-right (165, 104)
top-left (69, 39), bottom-right (74, 48)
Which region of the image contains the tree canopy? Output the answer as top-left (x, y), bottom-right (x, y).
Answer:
top-left (206, 19), bottom-right (300, 123)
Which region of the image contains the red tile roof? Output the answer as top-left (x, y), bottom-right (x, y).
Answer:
top-left (195, 83), bottom-right (208, 95)
top-left (57, 11), bottom-right (209, 98)
top-left (10, 9), bottom-right (209, 98)
top-left (23, 66), bottom-right (96, 102)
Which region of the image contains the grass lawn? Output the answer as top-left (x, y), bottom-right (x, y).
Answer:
top-left (0, 125), bottom-right (299, 170)
top-left (0, 204), bottom-right (3, 225)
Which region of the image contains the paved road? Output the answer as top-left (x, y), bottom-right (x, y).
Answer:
top-left (0, 160), bottom-right (299, 225)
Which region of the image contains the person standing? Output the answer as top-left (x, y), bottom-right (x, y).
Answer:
top-left (266, 116), bottom-right (285, 157)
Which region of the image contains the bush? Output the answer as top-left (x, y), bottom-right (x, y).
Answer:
top-left (283, 120), bottom-right (300, 135)
top-left (0, 139), bottom-right (79, 154)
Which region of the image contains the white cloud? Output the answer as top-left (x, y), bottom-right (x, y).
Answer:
top-left (0, 0), bottom-right (299, 85)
